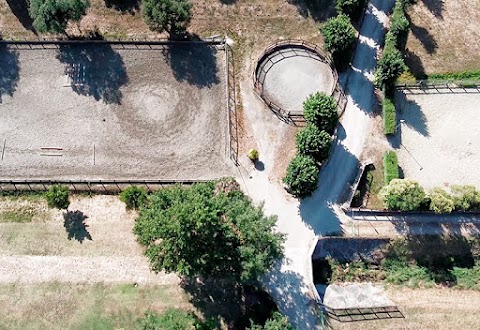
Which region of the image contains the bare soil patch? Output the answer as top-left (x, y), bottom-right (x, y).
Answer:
top-left (0, 44), bottom-right (234, 180)
top-left (331, 286), bottom-right (480, 330)
top-left (405, 0), bottom-right (480, 75)
top-left (394, 91), bottom-right (480, 190)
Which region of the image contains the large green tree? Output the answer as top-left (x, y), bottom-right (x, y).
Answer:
top-left (295, 124), bottom-right (333, 162)
top-left (374, 48), bottom-right (405, 89)
top-left (380, 179), bottom-right (426, 211)
top-left (303, 92), bottom-right (338, 134)
top-left (133, 180), bottom-right (284, 282)
top-left (143, 0), bottom-right (192, 35)
top-left (29, 0), bottom-right (90, 34)
top-left (283, 154), bottom-right (319, 198)
top-left (321, 14), bottom-right (356, 63)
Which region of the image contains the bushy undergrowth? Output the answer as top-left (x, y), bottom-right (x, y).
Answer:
top-left (383, 151), bottom-right (399, 184)
top-left (382, 97), bottom-right (396, 135)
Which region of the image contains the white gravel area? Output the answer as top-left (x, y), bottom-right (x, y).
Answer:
top-left (317, 283), bottom-right (394, 309)
top-left (395, 91), bottom-right (480, 189)
top-left (262, 54), bottom-right (335, 112)
top-left (0, 44), bottom-right (234, 180)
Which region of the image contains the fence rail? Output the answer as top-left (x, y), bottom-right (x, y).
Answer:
top-left (396, 79), bottom-right (480, 93)
top-left (0, 179), bottom-right (212, 193)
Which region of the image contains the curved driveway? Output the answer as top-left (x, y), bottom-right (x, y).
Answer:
top-left (241, 0), bottom-right (395, 328)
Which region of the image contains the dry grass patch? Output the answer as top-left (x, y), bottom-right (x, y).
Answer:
top-left (0, 283), bottom-right (192, 330)
top-left (405, 0), bottom-right (480, 75)
top-left (330, 286), bottom-right (480, 330)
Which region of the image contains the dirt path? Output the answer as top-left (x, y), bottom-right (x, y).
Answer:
top-left (0, 255), bottom-right (180, 284)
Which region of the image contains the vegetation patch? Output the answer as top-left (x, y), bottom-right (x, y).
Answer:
top-left (0, 210), bottom-right (34, 223)
top-left (383, 151), bottom-right (399, 184)
top-left (382, 97), bottom-right (396, 135)
top-left (326, 236), bottom-right (480, 289)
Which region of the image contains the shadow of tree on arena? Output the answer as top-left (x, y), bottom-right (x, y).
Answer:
top-left (5, 0), bottom-right (36, 32)
top-left (0, 44), bottom-right (20, 103)
top-left (63, 210), bottom-right (92, 243)
top-left (394, 90), bottom-right (430, 137)
top-left (104, 0), bottom-right (140, 13)
top-left (57, 42), bottom-right (128, 104)
top-left (407, 14), bottom-right (438, 55)
top-left (420, 0), bottom-right (444, 19)
top-left (404, 48), bottom-right (427, 79)
top-left (162, 43), bottom-right (219, 88)
top-left (287, 0), bottom-right (336, 22)
top-left (219, 0), bottom-right (236, 5)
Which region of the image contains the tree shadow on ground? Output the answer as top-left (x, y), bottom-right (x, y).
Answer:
top-left (300, 144), bottom-right (359, 236)
top-left (5, 0), bottom-right (36, 32)
top-left (219, 0), bottom-right (236, 5)
top-left (404, 48), bottom-right (427, 79)
top-left (63, 210), bottom-right (92, 243)
top-left (263, 267), bottom-right (331, 329)
top-left (57, 41), bottom-right (128, 104)
top-left (287, 0), bottom-right (336, 22)
top-left (104, 0), bottom-right (140, 13)
top-left (407, 14), bottom-right (438, 55)
top-left (394, 90), bottom-right (429, 137)
top-left (162, 43), bottom-right (219, 88)
top-left (0, 44), bottom-right (20, 103)
top-left (182, 278), bottom-right (277, 329)
top-left (420, 0), bottom-right (444, 19)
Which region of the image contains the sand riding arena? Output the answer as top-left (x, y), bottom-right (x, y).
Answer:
top-left (253, 40), bottom-right (345, 123)
top-left (0, 40), bottom-right (237, 183)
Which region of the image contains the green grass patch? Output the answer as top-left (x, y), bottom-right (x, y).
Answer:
top-left (427, 70), bottom-right (480, 81)
top-left (383, 151), bottom-right (399, 184)
top-left (451, 264), bottom-right (480, 290)
top-left (0, 211), bottom-right (34, 223)
top-left (382, 97), bottom-right (396, 135)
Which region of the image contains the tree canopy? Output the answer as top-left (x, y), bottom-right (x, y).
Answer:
top-left (249, 312), bottom-right (295, 330)
top-left (143, 0), bottom-right (192, 35)
top-left (303, 92), bottom-right (338, 134)
top-left (374, 48), bottom-right (405, 89)
top-left (295, 124), bottom-right (332, 162)
top-left (428, 188), bottom-right (454, 214)
top-left (29, 0), bottom-right (90, 34)
top-left (380, 179), bottom-right (426, 211)
top-left (321, 14), bottom-right (356, 62)
top-left (133, 179), bottom-right (284, 282)
top-left (283, 154), bottom-right (319, 198)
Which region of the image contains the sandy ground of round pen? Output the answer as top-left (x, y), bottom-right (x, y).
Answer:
top-left (395, 90), bottom-right (480, 190)
top-left (262, 55), bottom-right (335, 112)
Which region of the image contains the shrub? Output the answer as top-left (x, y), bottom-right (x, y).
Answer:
top-left (45, 185), bottom-right (70, 209)
top-left (383, 151), bottom-right (399, 184)
top-left (390, 2), bottom-right (409, 39)
top-left (120, 186), bottom-right (148, 210)
top-left (383, 97), bottom-right (396, 135)
top-left (384, 31), bottom-right (398, 54)
top-left (248, 149), bottom-right (259, 161)
top-left (295, 125), bottom-right (333, 162)
top-left (143, 0), bottom-right (192, 35)
top-left (374, 47), bottom-right (405, 90)
top-left (303, 92), bottom-right (338, 134)
top-left (335, 0), bottom-right (366, 21)
top-left (249, 312), bottom-right (295, 330)
top-left (321, 14), bottom-right (356, 63)
top-left (428, 188), bottom-right (455, 214)
top-left (380, 179), bottom-right (426, 211)
top-left (29, 0), bottom-right (90, 34)
top-left (138, 309), bottom-right (207, 329)
top-left (450, 185), bottom-right (480, 211)
top-left (283, 154), bottom-right (319, 198)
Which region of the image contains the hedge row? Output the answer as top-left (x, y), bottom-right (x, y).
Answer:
top-left (383, 151), bottom-right (399, 184)
top-left (381, 179), bottom-right (480, 213)
top-left (382, 97), bottom-right (396, 135)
